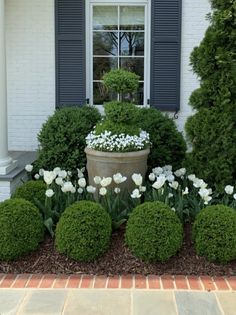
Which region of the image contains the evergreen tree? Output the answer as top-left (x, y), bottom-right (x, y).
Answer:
top-left (185, 0), bottom-right (236, 191)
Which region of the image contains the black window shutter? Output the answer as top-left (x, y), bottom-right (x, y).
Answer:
top-left (150, 0), bottom-right (182, 111)
top-left (55, 0), bottom-right (86, 107)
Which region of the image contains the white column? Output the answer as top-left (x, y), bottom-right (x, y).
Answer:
top-left (0, 0), bottom-right (16, 175)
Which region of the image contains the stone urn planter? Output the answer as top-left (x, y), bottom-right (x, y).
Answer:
top-left (85, 147), bottom-right (150, 191)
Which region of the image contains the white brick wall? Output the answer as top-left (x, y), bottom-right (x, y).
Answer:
top-left (5, 0), bottom-right (210, 150)
top-left (6, 0), bottom-right (55, 151)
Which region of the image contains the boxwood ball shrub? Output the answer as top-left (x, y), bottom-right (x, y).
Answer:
top-left (0, 198), bottom-right (44, 261)
top-left (55, 201), bottom-right (112, 262)
top-left (136, 108), bottom-right (186, 170)
top-left (11, 180), bottom-right (46, 206)
top-left (36, 106), bottom-right (101, 172)
top-left (193, 205), bottom-right (236, 263)
top-left (125, 201), bottom-right (183, 262)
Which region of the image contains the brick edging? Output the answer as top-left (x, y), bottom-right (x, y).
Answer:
top-left (0, 274), bottom-right (235, 290)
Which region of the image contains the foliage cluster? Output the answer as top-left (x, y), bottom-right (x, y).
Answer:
top-left (12, 180), bottom-right (46, 206)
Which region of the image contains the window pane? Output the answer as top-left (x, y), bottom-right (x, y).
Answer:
top-left (93, 82), bottom-right (117, 105)
top-left (120, 32), bottom-right (144, 56)
top-left (122, 82), bottom-right (144, 105)
top-left (120, 6), bottom-right (145, 30)
top-left (93, 6), bottom-right (118, 30)
top-left (93, 32), bottom-right (118, 56)
top-left (120, 57), bottom-right (144, 80)
top-left (93, 57), bottom-right (118, 80)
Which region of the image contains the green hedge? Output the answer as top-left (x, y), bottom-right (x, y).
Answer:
top-left (0, 198), bottom-right (44, 261)
top-left (12, 180), bottom-right (46, 206)
top-left (55, 201), bottom-right (112, 262)
top-left (125, 201), bottom-right (183, 262)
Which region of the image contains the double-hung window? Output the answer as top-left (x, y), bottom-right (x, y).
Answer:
top-left (86, 0), bottom-right (150, 107)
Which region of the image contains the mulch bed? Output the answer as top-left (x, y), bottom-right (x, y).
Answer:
top-left (0, 224), bottom-right (235, 276)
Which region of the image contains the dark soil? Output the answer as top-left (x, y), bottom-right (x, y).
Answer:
top-left (0, 224), bottom-right (235, 276)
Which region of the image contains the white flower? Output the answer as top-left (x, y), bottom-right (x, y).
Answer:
top-left (169, 181), bottom-right (179, 190)
top-left (233, 194), bottom-right (236, 200)
top-left (132, 174), bottom-right (143, 186)
top-left (53, 167), bottom-right (61, 176)
top-left (43, 171), bottom-right (56, 185)
top-left (55, 177), bottom-right (64, 186)
top-left (152, 167), bottom-right (163, 176)
top-left (61, 181), bottom-right (74, 193)
top-left (45, 189), bottom-right (54, 198)
top-left (193, 178), bottom-right (207, 189)
top-left (171, 207), bottom-right (176, 212)
top-left (174, 168), bottom-right (186, 177)
top-left (148, 173), bottom-right (156, 181)
top-left (34, 174), bottom-right (40, 180)
top-left (163, 165), bottom-right (172, 172)
top-left (77, 168), bottom-right (84, 178)
top-left (39, 169), bottom-right (44, 176)
top-left (25, 164), bottom-right (33, 172)
top-left (188, 174), bottom-right (196, 182)
top-left (152, 176), bottom-right (166, 190)
top-left (168, 193), bottom-right (174, 198)
top-left (131, 189), bottom-right (141, 199)
top-left (139, 186), bottom-right (146, 192)
top-left (113, 173), bottom-right (127, 184)
top-left (71, 187), bottom-right (76, 194)
top-left (114, 187), bottom-right (121, 194)
top-left (87, 185), bottom-right (96, 194)
top-left (225, 185), bottom-right (234, 195)
top-left (77, 187), bottom-right (83, 194)
top-left (58, 170), bottom-right (67, 179)
top-left (182, 187), bottom-right (189, 195)
top-left (166, 174), bottom-right (175, 183)
top-left (67, 171), bottom-right (72, 177)
top-left (78, 178), bottom-right (86, 188)
top-left (203, 196), bottom-right (212, 205)
top-left (99, 187), bottom-right (107, 196)
top-left (94, 176), bottom-right (102, 185)
top-left (198, 188), bottom-right (211, 198)
top-left (100, 177), bottom-right (112, 187)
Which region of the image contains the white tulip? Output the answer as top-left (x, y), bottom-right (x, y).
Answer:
top-left (87, 185), bottom-right (96, 194)
top-left (39, 169), bottom-right (44, 176)
top-left (77, 168), bottom-right (84, 178)
top-left (188, 174), bottom-right (196, 182)
top-left (61, 181), bottom-right (74, 193)
top-left (152, 167), bottom-right (163, 176)
top-left (225, 185), bottom-right (234, 195)
top-left (203, 196), bottom-right (212, 205)
top-left (114, 187), bottom-right (121, 194)
top-left (131, 189), bottom-right (141, 199)
top-left (166, 174), bottom-right (175, 183)
top-left (169, 181), bottom-right (179, 190)
top-left (233, 194), bottom-right (236, 200)
top-left (171, 207), bottom-right (176, 212)
top-left (45, 189), bottom-right (54, 198)
top-left (78, 178), bottom-right (86, 188)
top-left (99, 187), bottom-right (107, 196)
top-left (193, 178), bottom-right (207, 189)
top-left (148, 173), bottom-right (156, 181)
top-left (139, 186), bottom-right (146, 192)
top-left (100, 177), bottom-right (112, 187)
top-left (43, 171), bottom-right (56, 185)
top-left (168, 193), bottom-right (174, 198)
top-left (25, 164), bottom-right (33, 172)
top-left (132, 174), bottom-right (143, 186)
top-left (58, 170), bottom-right (67, 179)
top-left (34, 174), bottom-right (40, 180)
top-left (94, 176), bottom-right (102, 185)
top-left (77, 188), bottom-right (83, 194)
top-left (55, 177), bottom-right (64, 186)
top-left (174, 168), bottom-right (186, 177)
top-left (182, 187), bottom-right (189, 195)
top-left (152, 176), bottom-right (166, 190)
top-left (53, 167), bottom-right (61, 176)
top-left (113, 173), bottom-right (127, 184)
top-left (163, 165), bottom-right (172, 172)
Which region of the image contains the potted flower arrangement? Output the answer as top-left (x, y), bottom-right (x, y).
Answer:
top-left (85, 69), bottom-right (150, 190)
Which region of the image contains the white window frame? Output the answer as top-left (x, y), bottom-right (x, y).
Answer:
top-left (86, 0), bottom-right (151, 110)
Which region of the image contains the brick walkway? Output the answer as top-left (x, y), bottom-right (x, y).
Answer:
top-left (0, 274), bottom-right (236, 314)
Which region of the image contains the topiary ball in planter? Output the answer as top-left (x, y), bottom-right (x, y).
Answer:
top-left (55, 201), bottom-right (112, 262)
top-left (12, 180), bottom-right (46, 206)
top-left (193, 205), bottom-right (236, 263)
top-left (125, 201), bottom-right (183, 262)
top-left (0, 198), bottom-right (44, 261)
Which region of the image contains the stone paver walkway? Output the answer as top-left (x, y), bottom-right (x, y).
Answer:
top-left (0, 274), bottom-right (236, 315)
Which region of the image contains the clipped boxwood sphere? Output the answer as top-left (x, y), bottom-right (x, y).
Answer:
top-left (12, 180), bottom-right (46, 206)
top-left (0, 198), bottom-right (44, 261)
top-left (125, 201), bottom-right (183, 262)
top-left (193, 205), bottom-right (236, 263)
top-left (55, 201), bottom-right (112, 262)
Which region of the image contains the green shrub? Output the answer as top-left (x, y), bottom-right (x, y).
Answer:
top-left (0, 198), bottom-right (44, 261)
top-left (185, 0), bottom-right (236, 191)
top-left (193, 205), bottom-right (236, 263)
top-left (125, 201), bottom-right (183, 262)
top-left (55, 201), bottom-right (112, 262)
top-left (95, 120), bottom-right (140, 136)
top-left (36, 106), bottom-right (101, 171)
top-left (104, 101), bottom-right (138, 124)
top-left (12, 180), bottom-right (46, 206)
top-left (136, 108), bottom-right (186, 170)
top-left (103, 69), bottom-right (139, 94)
